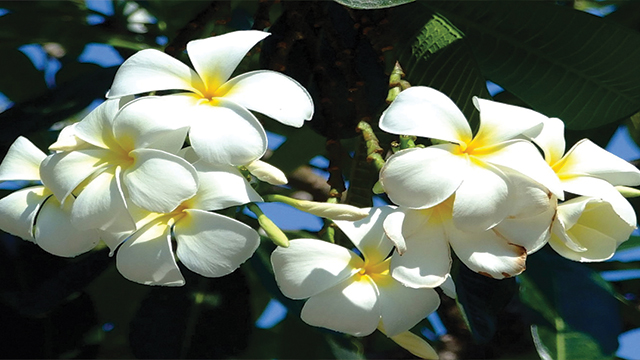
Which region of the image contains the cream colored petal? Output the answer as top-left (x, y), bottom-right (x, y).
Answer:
top-left (532, 117), bottom-right (566, 165)
top-left (245, 159), bottom-right (288, 186)
top-left (217, 70), bottom-right (313, 127)
top-left (333, 206), bottom-right (396, 265)
top-left (0, 136), bottom-right (47, 181)
top-left (35, 195), bottom-right (100, 257)
top-left (271, 238), bottom-right (363, 300)
top-left (116, 216), bottom-right (185, 286)
top-left (472, 97), bottom-right (546, 145)
top-left (74, 98), bottom-right (123, 149)
top-left (301, 276), bottom-right (380, 337)
top-left (174, 209), bottom-right (260, 278)
top-left (380, 146), bottom-right (468, 209)
top-left (378, 279), bottom-right (440, 336)
top-left (558, 139), bottom-right (640, 186)
top-left (379, 86), bottom-right (472, 144)
top-left (123, 148), bottom-right (198, 213)
top-left (187, 30), bottom-right (270, 92)
top-left (190, 162), bottom-right (262, 210)
top-left (0, 186), bottom-right (45, 241)
top-left (452, 161), bottom-right (512, 232)
top-left (493, 205), bottom-right (555, 255)
top-left (387, 331), bottom-right (439, 359)
top-left (448, 225), bottom-right (527, 279)
top-left (107, 48), bottom-right (204, 98)
top-left (39, 149), bottom-right (110, 203)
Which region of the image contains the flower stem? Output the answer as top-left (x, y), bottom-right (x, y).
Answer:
top-left (247, 203), bottom-right (289, 247)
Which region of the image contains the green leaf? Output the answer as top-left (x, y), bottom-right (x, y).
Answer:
top-left (424, 1), bottom-right (640, 130)
top-left (0, 49), bottom-right (48, 103)
top-left (616, 235), bottom-right (640, 252)
top-left (452, 258), bottom-right (519, 344)
top-left (334, 0), bottom-right (414, 10)
top-left (519, 248), bottom-right (622, 359)
top-left (387, 5), bottom-right (490, 131)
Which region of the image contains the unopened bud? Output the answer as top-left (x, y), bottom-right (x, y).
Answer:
top-left (616, 185), bottom-right (640, 198)
top-left (264, 194), bottom-right (369, 221)
top-left (246, 160), bottom-right (288, 185)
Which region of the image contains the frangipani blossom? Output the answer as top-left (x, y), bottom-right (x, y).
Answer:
top-left (114, 160), bottom-right (263, 286)
top-left (534, 117), bottom-right (640, 227)
top-left (550, 196), bottom-right (634, 262)
top-left (271, 207), bottom-right (440, 337)
top-left (40, 97), bottom-right (198, 232)
top-left (385, 173), bottom-right (556, 280)
top-left (379, 86), bottom-right (562, 232)
top-left (106, 30), bottom-right (314, 166)
top-left (0, 137), bottom-right (99, 257)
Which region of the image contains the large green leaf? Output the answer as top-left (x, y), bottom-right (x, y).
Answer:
top-left (519, 248), bottom-right (622, 360)
top-left (424, 1), bottom-right (640, 130)
top-left (387, 4), bottom-right (490, 130)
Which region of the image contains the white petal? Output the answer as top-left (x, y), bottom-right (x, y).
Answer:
top-left (186, 30), bottom-right (270, 92)
top-left (380, 146), bottom-right (468, 209)
top-left (439, 274), bottom-right (457, 299)
top-left (452, 161), bottom-right (512, 232)
top-left (448, 225), bottom-right (527, 279)
top-left (107, 49), bottom-right (205, 98)
top-left (190, 162), bottom-right (262, 210)
top-left (472, 97), bottom-right (546, 144)
top-left (558, 139), bottom-right (640, 186)
top-left (390, 210), bottom-right (451, 288)
top-left (334, 206), bottom-right (396, 264)
top-left (493, 205), bottom-right (555, 254)
top-left (174, 209), bottom-right (260, 277)
top-left (379, 86), bottom-right (472, 144)
top-left (479, 140), bottom-right (564, 199)
top-left (116, 216), bottom-right (185, 286)
top-left (0, 136), bottom-right (46, 181)
top-left (217, 70), bottom-right (313, 127)
top-left (246, 159), bottom-right (288, 185)
top-left (301, 276), bottom-right (380, 337)
top-left (39, 149), bottom-right (110, 203)
top-left (70, 167), bottom-right (135, 231)
top-left (532, 117), bottom-right (566, 165)
top-left (378, 279), bottom-right (440, 336)
top-left (73, 98), bottom-right (122, 149)
top-left (187, 98), bottom-right (268, 165)
top-left (122, 148), bottom-right (198, 213)
top-left (0, 186), bottom-right (45, 241)
top-left (112, 95), bottom-right (192, 153)
top-left (382, 208), bottom-right (410, 254)
top-left (35, 195), bottom-right (100, 257)
top-left (270, 238), bottom-right (362, 300)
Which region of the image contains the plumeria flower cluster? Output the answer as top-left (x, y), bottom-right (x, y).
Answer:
top-left (377, 86), bottom-right (640, 280)
top-left (0, 30), bottom-right (314, 286)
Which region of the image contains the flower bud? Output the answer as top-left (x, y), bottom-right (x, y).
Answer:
top-left (246, 160), bottom-right (288, 186)
top-left (265, 194), bottom-right (369, 221)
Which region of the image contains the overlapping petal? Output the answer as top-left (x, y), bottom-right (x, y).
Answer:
top-left (74, 98), bottom-right (122, 149)
top-left (333, 206), bottom-right (396, 265)
top-left (0, 186), bottom-right (45, 241)
top-left (174, 209), bottom-right (260, 278)
top-left (452, 161), bottom-right (512, 232)
top-left (39, 149), bottom-right (110, 202)
top-left (187, 98), bottom-right (268, 165)
top-left (188, 162), bottom-right (262, 211)
top-left (217, 70), bottom-right (314, 127)
top-left (300, 276), bottom-right (380, 337)
top-left (186, 30), bottom-right (270, 92)
top-left (271, 239), bottom-right (362, 300)
top-left (0, 136), bottom-right (46, 181)
top-left (532, 117), bottom-right (566, 164)
top-left (377, 278), bottom-right (440, 336)
top-left (107, 48), bottom-right (205, 98)
top-left (557, 139), bottom-right (640, 186)
top-left (122, 148), bottom-right (198, 213)
top-left (379, 86), bottom-right (472, 144)
top-left (116, 217), bottom-right (185, 286)
top-left (35, 196), bottom-right (99, 257)
top-left (471, 97), bottom-right (545, 145)
top-left (381, 146), bottom-right (468, 209)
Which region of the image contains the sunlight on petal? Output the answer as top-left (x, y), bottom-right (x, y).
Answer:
top-left (0, 136), bottom-right (46, 181)
top-left (0, 186), bottom-right (45, 241)
top-left (377, 279), bottom-right (440, 336)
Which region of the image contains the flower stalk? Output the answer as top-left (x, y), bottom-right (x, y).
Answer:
top-left (247, 203), bottom-right (289, 247)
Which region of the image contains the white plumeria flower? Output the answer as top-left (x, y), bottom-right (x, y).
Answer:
top-left (534, 117), bottom-right (640, 227)
top-left (40, 97), bottom-right (199, 232)
top-left (112, 160), bottom-right (263, 286)
top-left (106, 30), bottom-right (314, 166)
top-left (379, 86), bottom-right (562, 232)
top-left (385, 172), bottom-right (556, 280)
top-left (550, 196), bottom-right (634, 262)
top-left (0, 137), bottom-right (99, 257)
top-left (271, 207), bottom-right (441, 337)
